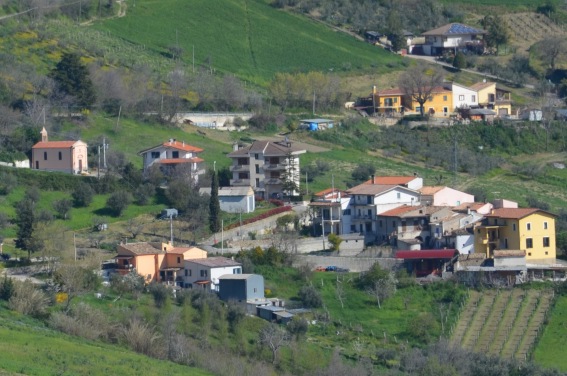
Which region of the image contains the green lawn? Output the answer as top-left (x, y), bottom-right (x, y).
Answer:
top-left (533, 296), bottom-right (567, 371)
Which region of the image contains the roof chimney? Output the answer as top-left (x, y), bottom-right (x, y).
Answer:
top-left (41, 127), bottom-right (48, 142)
top-left (371, 174), bottom-right (376, 184)
top-left (169, 138), bottom-right (173, 144)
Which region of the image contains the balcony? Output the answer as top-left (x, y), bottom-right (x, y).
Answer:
top-left (230, 164), bottom-right (249, 171)
top-left (230, 178), bottom-right (250, 186)
top-left (265, 178), bottom-right (282, 185)
top-left (352, 215), bottom-right (373, 221)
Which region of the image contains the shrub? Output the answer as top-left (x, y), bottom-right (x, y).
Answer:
top-left (0, 275), bottom-right (15, 301)
top-left (8, 280), bottom-right (50, 318)
top-left (298, 284), bottom-right (323, 308)
top-left (328, 233), bottom-right (342, 251)
top-left (72, 182), bottom-right (94, 207)
top-left (49, 303), bottom-right (111, 340)
top-left (106, 190), bottom-right (132, 216)
top-left (148, 282), bottom-right (170, 308)
top-left (120, 318), bottom-right (162, 357)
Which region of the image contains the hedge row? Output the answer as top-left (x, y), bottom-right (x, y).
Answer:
top-left (225, 206), bottom-right (293, 230)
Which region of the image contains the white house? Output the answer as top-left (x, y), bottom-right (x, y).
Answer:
top-left (447, 82), bottom-right (479, 111)
top-left (346, 183), bottom-right (421, 238)
top-left (422, 23), bottom-right (486, 56)
top-left (138, 138), bottom-right (205, 182)
top-left (183, 257), bottom-right (242, 290)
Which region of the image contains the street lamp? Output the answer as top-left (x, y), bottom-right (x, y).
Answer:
top-left (213, 161), bottom-right (216, 172)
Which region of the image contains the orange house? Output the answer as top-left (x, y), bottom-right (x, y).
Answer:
top-left (115, 242), bottom-right (207, 285)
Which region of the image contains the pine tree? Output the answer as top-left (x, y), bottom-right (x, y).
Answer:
top-left (50, 52), bottom-right (96, 109)
top-left (452, 52), bottom-right (466, 70)
top-left (209, 170), bottom-right (221, 233)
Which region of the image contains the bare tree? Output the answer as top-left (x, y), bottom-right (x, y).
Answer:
top-left (536, 36), bottom-right (567, 71)
top-left (126, 218), bottom-right (145, 239)
top-left (398, 65), bottom-right (444, 117)
top-left (335, 277), bottom-right (346, 309)
top-left (258, 323), bottom-right (290, 364)
top-left (365, 272), bottom-right (397, 309)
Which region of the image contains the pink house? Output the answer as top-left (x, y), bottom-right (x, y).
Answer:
top-left (419, 186), bottom-right (474, 207)
top-left (31, 127), bottom-right (88, 174)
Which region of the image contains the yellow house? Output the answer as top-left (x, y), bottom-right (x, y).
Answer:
top-left (474, 208), bottom-right (556, 261)
top-left (372, 87), bottom-right (405, 114)
top-left (470, 81), bottom-right (512, 117)
top-left (405, 86), bottom-right (453, 117)
top-left (115, 242), bottom-right (207, 284)
top-left (370, 86), bottom-right (452, 116)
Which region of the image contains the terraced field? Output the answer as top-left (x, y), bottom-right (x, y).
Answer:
top-left (451, 289), bottom-right (554, 361)
top-left (503, 12), bottom-right (566, 50)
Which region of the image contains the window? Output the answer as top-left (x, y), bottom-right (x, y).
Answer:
top-left (513, 223), bottom-right (516, 231)
top-left (255, 153), bottom-right (259, 159)
top-left (58, 151), bottom-right (62, 160)
top-left (428, 96), bottom-right (433, 101)
top-left (177, 257), bottom-right (181, 263)
top-left (343, 209), bottom-right (351, 215)
top-left (184, 269), bottom-right (188, 276)
top-left (394, 97), bottom-right (398, 103)
top-left (379, 220), bottom-right (383, 228)
top-left (367, 196), bottom-right (372, 204)
top-left (172, 151), bottom-right (179, 158)
top-left (544, 222), bottom-right (548, 230)
top-left (543, 237), bottom-right (550, 247)
top-left (188, 270), bottom-right (192, 276)
top-left (471, 95), bottom-right (476, 102)
top-left (255, 164), bottom-right (260, 173)
top-left (443, 95), bottom-right (448, 101)
top-left (233, 268), bottom-right (240, 274)
top-left (443, 107), bottom-right (448, 114)
top-left (367, 209), bottom-right (372, 217)
top-left (151, 151), bottom-right (160, 158)
top-left (44, 152), bottom-right (47, 160)
top-left (351, 225), bottom-right (356, 232)
top-left (397, 192), bottom-right (401, 199)
top-left (526, 238), bottom-right (533, 248)
top-left (254, 288), bottom-right (257, 293)
top-left (200, 270), bottom-right (208, 277)
top-left (459, 95), bottom-right (465, 101)
top-left (255, 178), bottom-right (260, 187)
top-left (527, 223), bottom-right (531, 231)
top-left (504, 238), bottom-right (508, 248)
top-left (393, 221), bottom-right (397, 227)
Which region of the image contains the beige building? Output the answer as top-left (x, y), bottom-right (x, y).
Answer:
top-left (470, 81), bottom-right (512, 117)
top-left (227, 140), bottom-right (306, 199)
top-left (32, 127), bottom-right (88, 174)
top-left (115, 242), bottom-right (207, 285)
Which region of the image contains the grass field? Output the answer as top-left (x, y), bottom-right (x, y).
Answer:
top-left (533, 296), bottom-right (567, 371)
top-left (95, 0), bottom-right (398, 85)
top-left (0, 307), bottom-right (211, 376)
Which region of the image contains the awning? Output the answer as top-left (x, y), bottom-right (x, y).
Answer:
top-left (195, 280), bottom-right (211, 285)
top-left (396, 250), bottom-right (457, 259)
top-left (115, 256), bottom-right (133, 260)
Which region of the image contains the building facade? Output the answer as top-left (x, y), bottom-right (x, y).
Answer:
top-left (138, 139), bottom-right (205, 182)
top-left (183, 257), bottom-right (242, 290)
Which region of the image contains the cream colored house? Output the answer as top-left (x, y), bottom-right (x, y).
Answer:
top-left (32, 127), bottom-right (88, 174)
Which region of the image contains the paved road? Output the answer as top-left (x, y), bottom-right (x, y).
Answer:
top-left (404, 54), bottom-right (535, 89)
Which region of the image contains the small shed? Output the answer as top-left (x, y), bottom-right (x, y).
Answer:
top-left (218, 274), bottom-right (264, 302)
top-left (364, 31), bottom-right (383, 43)
top-left (257, 305), bottom-right (285, 321)
top-left (520, 109), bottom-right (543, 121)
top-left (300, 118), bottom-right (334, 131)
top-left (396, 249), bottom-right (458, 277)
top-left (160, 208), bottom-right (178, 219)
top-left (469, 108), bottom-right (496, 123)
top-left (200, 186), bottom-right (256, 213)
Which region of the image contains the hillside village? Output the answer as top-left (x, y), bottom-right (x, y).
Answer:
top-left (2, 0), bottom-right (567, 375)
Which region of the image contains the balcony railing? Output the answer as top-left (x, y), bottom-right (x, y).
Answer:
top-left (265, 178), bottom-right (282, 185)
top-left (230, 178), bottom-right (251, 185)
top-left (263, 164), bottom-right (287, 171)
top-left (230, 164), bottom-right (249, 171)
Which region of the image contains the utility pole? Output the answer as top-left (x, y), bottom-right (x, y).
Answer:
top-left (97, 145), bottom-right (101, 179)
top-left (312, 90), bottom-right (316, 115)
top-left (221, 219), bottom-right (224, 255)
top-left (73, 232), bottom-right (77, 262)
top-left (103, 137), bottom-right (107, 169)
top-left (192, 45), bottom-right (195, 73)
top-left (305, 171), bottom-right (308, 196)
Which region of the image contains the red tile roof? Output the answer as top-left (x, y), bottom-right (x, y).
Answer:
top-left (162, 140), bottom-right (203, 153)
top-left (380, 205), bottom-right (416, 217)
top-left (419, 186), bottom-right (445, 195)
top-left (396, 249), bottom-right (457, 259)
top-left (157, 157), bottom-right (204, 164)
top-left (486, 208), bottom-right (555, 219)
top-left (32, 141), bottom-right (77, 149)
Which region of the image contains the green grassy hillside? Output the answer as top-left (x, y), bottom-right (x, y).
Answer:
top-left (95, 0), bottom-right (398, 85)
top-left (0, 308), bottom-right (210, 376)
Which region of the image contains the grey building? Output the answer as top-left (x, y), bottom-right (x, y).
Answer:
top-left (218, 274), bottom-right (264, 302)
top-left (227, 140), bottom-right (306, 199)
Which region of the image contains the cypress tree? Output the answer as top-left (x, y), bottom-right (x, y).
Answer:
top-left (209, 170), bottom-right (221, 233)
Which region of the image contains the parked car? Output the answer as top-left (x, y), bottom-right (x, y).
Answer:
top-left (315, 266), bottom-right (326, 272)
top-left (336, 267), bottom-right (350, 273)
top-left (0, 254), bottom-right (10, 261)
top-left (325, 266), bottom-right (337, 272)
